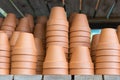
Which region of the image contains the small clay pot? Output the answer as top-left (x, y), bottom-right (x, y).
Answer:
top-left (47, 7), bottom-right (68, 27)
top-left (95, 62), bottom-right (120, 69)
top-left (0, 31), bottom-right (10, 51)
top-left (0, 69), bottom-right (9, 75)
top-left (0, 63), bottom-right (10, 69)
top-left (0, 57), bottom-right (10, 63)
top-left (11, 69), bottom-right (36, 75)
top-left (95, 69), bottom-right (120, 75)
top-left (25, 14), bottom-right (34, 32)
top-left (70, 42), bottom-right (90, 48)
top-left (70, 31), bottom-right (90, 38)
top-left (91, 34), bottom-right (100, 50)
top-left (47, 25), bottom-right (68, 32)
top-left (37, 16), bottom-right (48, 24)
top-left (14, 32), bottom-right (37, 51)
top-left (11, 55), bottom-right (37, 62)
top-left (70, 46), bottom-right (93, 67)
top-left (16, 17), bottom-right (31, 33)
top-left (70, 37), bottom-right (90, 43)
top-left (2, 13), bottom-right (16, 27)
top-left (70, 69), bottom-right (94, 75)
top-left (0, 51), bottom-right (10, 57)
top-left (46, 36), bottom-right (68, 43)
top-left (95, 50), bottom-right (120, 56)
top-left (46, 31), bottom-right (68, 37)
top-left (46, 42), bottom-right (68, 48)
top-left (11, 62), bottom-right (37, 69)
top-left (10, 31), bottom-right (21, 47)
top-left (43, 68), bottom-right (68, 75)
top-left (95, 56), bottom-right (120, 62)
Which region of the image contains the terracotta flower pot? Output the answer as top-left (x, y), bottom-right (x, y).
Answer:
top-left (95, 62), bottom-right (120, 68)
top-left (16, 17), bottom-right (31, 33)
top-left (25, 14), bottom-right (34, 32)
top-left (46, 42), bottom-right (68, 48)
top-left (0, 63), bottom-right (10, 69)
top-left (0, 18), bottom-right (3, 27)
top-left (97, 28), bottom-right (120, 50)
top-left (0, 51), bottom-right (10, 57)
top-left (43, 68), bottom-right (68, 75)
top-left (95, 69), bottom-right (120, 75)
top-left (70, 31), bottom-right (90, 38)
top-left (10, 31), bottom-right (21, 47)
top-left (46, 36), bottom-right (68, 42)
top-left (70, 46), bottom-right (93, 68)
top-left (70, 14), bottom-right (90, 32)
top-left (47, 25), bottom-right (68, 32)
top-left (0, 31), bottom-right (10, 51)
top-left (2, 13), bottom-right (16, 28)
top-left (11, 62), bottom-right (37, 69)
top-left (11, 69), bottom-right (36, 75)
top-left (91, 34), bottom-right (100, 50)
top-left (14, 32), bottom-right (37, 51)
top-left (95, 50), bottom-right (120, 56)
top-left (35, 38), bottom-right (45, 55)
top-left (34, 23), bottom-right (46, 39)
top-left (46, 31), bottom-right (68, 37)
top-left (47, 7), bottom-right (68, 27)
top-left (0, 69), bottom-right (9, 75)
top-left (37, 16), bottom-right (48, 24)
top-left (0, 57), bottom-right (10, 63)
top-left (95, 56), bottom-right (120, 62)
top-left (70, 37), bottom-right (90, 43)
top-left (70, 42), bottom-right (90, 48)
top-left (70, 69), bottom-right (94, 75)
top-left (11, 55), bottom-right (37, 62)
top-left (1, 25), bottom-right (15, 31)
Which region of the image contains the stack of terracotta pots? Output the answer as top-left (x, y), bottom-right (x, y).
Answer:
top-left (11, 32), bottom-right (37, 75)
top-left (46, 7), bottom-right (69, 60)
top-left (69, 46), bottom-right (94, 75)
top-left (70, 14), bottom-right (91, 57)
top-left (0, 31), bottom-right (10, 75)
top-left (95, 28), bottom-right (120, 75)
top-left (16, 17), bottom-right (31, 33)
top-left (1, 13), bottom-right (17, 38)
top-left (43, 45), bottom-right (68, 75)
top-left (91, 34), bottom-right (100, 62)
top-left (0, 18), bottom-right (3, 29)
top-left (35, 38), bottom-right (45, 74)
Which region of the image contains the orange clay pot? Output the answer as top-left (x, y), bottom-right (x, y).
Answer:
top-left (0, 57), bottom-right (10, 63)
top-left (0, 51), bottom-right (10, 57)
top-left (46, 31), bottom-right (68, 37)
top-left (0, 63), bottom-right (10, 69)
top-left (46, 42), bottom-right (68, 48)
top-left (0, 69), bottom-right (9, 75)
top-left (70, 37), bottom-right (90, 43)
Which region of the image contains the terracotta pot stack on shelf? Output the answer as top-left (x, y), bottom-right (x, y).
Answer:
top-left (95, 28), bottom-right (120, 75)
top-left (70, 13), bottom-right (91, 58)
top-left (69, 46), bottom-right (94, 75)
top-left (46, 7), bottom-right (69, 60)
top-left (0, 31), bottom-right (10, 75)
top-left (16, 17), bottom-right (31, 33)
top-left (11, 32), bottom-right (37, 75)
top-left (91, 34), bottom-right (100, 62)
top-left (1, 13), bottom-right (17, 39)
top-left (43, 45), bottom-right (68, 75)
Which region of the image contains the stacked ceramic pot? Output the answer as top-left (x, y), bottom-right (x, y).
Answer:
top-left (70, 13), bottom-right (91, 57)
top-left (69, 46), bottom-right (94, 75)
top-left (16, 17), bottom-right (31, 33)
top-left (117, 25), bottom-right (120, 43)
top-left (43, 45), bottom-right (68, 75)
top-left (91, 34), bottom-right (100, 62)
top-left (0, 18), bottom-right (3, 29)
top-left (11, 32), bottom-right (37, 75)
top-left (46, 7), bottom-right (69, 60)
top-left (35, 38), bottom-right (45, 74)
top-left (34, 16), bottom-right (48, 74)
top-left (0, 31), bottom-right (10, 75)
top-left (95, 28), bottom-right (120, 75)
top-left (1, 13), bottom-right (16, 38)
